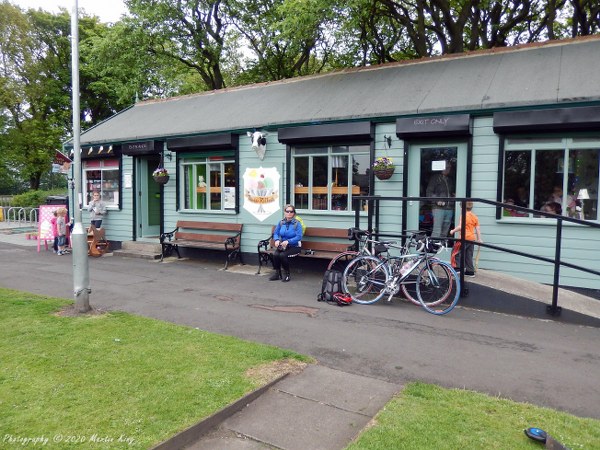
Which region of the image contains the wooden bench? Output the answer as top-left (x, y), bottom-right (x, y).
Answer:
top-left (87, 225), bottom-right (109, 257)
top-left (257, 227), bottom-right (353, 274)
top-left (160, 220), bottom-right (243, 269)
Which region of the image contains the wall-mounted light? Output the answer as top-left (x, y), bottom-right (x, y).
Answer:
top-left (164, 151), bottom-right (172, 162)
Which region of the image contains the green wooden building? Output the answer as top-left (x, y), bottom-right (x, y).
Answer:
top-left (68, 36), bottom-right (600, 290)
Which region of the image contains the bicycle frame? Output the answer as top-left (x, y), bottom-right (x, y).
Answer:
top-left (342, 232), bottom-right (460, 313)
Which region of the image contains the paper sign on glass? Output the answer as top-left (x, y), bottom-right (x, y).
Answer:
top-left (431, 160), bottom-right (447, 171)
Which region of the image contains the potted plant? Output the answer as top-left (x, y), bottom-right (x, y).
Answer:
top-left (372, 156), bottom-right (395, 180)
top-left (153, 167), bottom-right (170, 184)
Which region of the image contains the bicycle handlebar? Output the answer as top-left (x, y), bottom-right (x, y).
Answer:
top-left (349, 228), bottom-right (446, 255)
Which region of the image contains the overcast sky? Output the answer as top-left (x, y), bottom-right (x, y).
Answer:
top-left (10, 0), bottom-right (128, 23)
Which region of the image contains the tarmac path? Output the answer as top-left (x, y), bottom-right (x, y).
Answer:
top-left (1, 242), bottom-right (599, 420)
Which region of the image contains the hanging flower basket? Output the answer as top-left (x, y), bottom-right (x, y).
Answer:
top-left (153, 175), bottom-right (170, 184)
top-left (152, 167), bottom-right (169, 184)
top-left (374, 167), bottom-right (395, 180)
top-left (372, 157), bottom-right (395, 180)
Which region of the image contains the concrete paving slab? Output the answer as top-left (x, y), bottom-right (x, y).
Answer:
top-left (186, 366), bottom-right (402, 450)
top-left (275, 365), bottom-right (399, 416)
top-left (223, 389), bottom-right (369, 450)
top-left (188, 429), bottom-right (273, 449)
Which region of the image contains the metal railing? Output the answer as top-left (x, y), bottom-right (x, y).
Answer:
top-left (1, 207), bottom-right (39, 227)
top-left (353, 195), bottom-right (600, 317)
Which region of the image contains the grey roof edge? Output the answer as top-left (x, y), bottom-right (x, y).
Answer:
top-left (75, 99), bottom-right (600, 147)
top-left (131, 34), bottom-right (600, 110)
top-left (63, 104), bottom-right (135, 148)
top-left (76, 35), bottom-right (600, 145)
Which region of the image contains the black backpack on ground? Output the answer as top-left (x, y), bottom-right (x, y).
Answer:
top-left (317, 269), bottom-right (351, 306)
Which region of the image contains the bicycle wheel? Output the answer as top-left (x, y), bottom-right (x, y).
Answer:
top-left (327, 251), bottom-right (359, 273)
top-left (342, 256), bottom-right (389, 305)
top-left (416, 261), bottom-right (461, 315)
top-left (401, 259), bottom-right (452, 306)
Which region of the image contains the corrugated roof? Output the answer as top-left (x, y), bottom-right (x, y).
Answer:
top-left (79, 36), bottom-right (600, 146)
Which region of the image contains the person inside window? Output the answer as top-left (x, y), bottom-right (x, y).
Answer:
top-left (514, 186), bottom-right (529, 208)
top-left (541, 201), bottom-right (562, 216)
top-left (426, 161), bottom-right (454, 238)
top-left (88, 191), bottom-right (106, 228)
top-left (543, 186), bottom-right (573, 216)
top-left (269, 204), bottom-right (303, 282)
top-left (548, 186), bottom-right (564, 204)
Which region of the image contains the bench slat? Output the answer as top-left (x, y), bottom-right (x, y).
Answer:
top-left (301, 241), bottom-right (350, 253)
top-left (175, 232), bottom-right (238, 245)
top-left (176, 221), bottom-right (242, 232)
top-left (173, 240), bottom-right (225, 250)
top-left (303, 227), bottom-right (349, 239)
top-left (302, 250), bottom-right (341, 259)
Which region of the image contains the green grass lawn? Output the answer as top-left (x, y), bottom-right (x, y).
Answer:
top-left (0, 288), bottom-right (307, 449)
top-left (348, 383), bottom-right (600, 449)
top-left (1, 288), bottom-right (599, 450)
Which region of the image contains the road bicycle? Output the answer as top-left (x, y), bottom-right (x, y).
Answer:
top-left (326, 228), bottom-right (389, 272)
top-left (341, 233), bottom-right (461, 315)
top-left (330, 229), bottom-right (455, 308)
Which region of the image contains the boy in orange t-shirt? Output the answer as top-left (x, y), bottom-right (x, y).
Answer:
top-left (450, 202), bottom-right (482, 277)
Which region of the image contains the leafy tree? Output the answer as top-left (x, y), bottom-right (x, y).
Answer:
top-left (227, 0), bottom-right (337, 82)
top-left (568, 0), bottom-right (600, 36)
top-left (0, 3), bottom-right (64, 190)
top-left (0, 3), bottom-right (126, 190)
top-left (81, 21), bottom-right (197, 117)
top-left (125, 0), bottom-right (230, 90)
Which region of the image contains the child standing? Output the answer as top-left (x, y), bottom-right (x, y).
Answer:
top-left (56, 208), bottom-right (70, 256)
top-left (450, 201), bottom-right (482, 277)
top-left (51, 210), bottom-right (59, 253)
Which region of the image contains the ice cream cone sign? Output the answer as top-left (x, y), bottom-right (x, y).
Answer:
top-left (243, 167), bottom-right (280, 221)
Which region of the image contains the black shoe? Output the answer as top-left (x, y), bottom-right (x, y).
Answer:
top-left (282, 272), bottom-right (291, 282)
top-left (465, 271), bottom-right (476, 277)
top-left (269, 271), bottom-right (282, 281)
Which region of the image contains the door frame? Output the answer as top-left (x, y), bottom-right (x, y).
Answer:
top-left (135, 155), bottom-right (162, 240)
top-left (401, 138), bottom-right (473, 234)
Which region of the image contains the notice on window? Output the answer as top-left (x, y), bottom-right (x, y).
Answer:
top-left (223, 187), bottom-right (236, 209)
top-left (431, 160), bottom-right (447, 171)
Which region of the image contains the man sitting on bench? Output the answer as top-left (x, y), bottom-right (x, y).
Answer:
top-left (269, 204), bottom-right (303, 282)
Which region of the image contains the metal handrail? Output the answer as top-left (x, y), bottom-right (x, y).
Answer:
top-left (353, 195), bottom-right (600, 317)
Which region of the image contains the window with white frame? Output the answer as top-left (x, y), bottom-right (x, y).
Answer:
top-left (502, 137), bottom-right (599, 220)
top-left (292, 144), bottom-right (370, 212)
top-left (83, 158), bottom-right (120, 207)
top-left (181, 155), bottom-right (236, 211)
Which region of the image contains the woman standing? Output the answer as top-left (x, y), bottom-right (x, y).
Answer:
top-left (88, 191), bottom-right (106, 228)
top-left (269, 204), bottom-right (303, 282)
